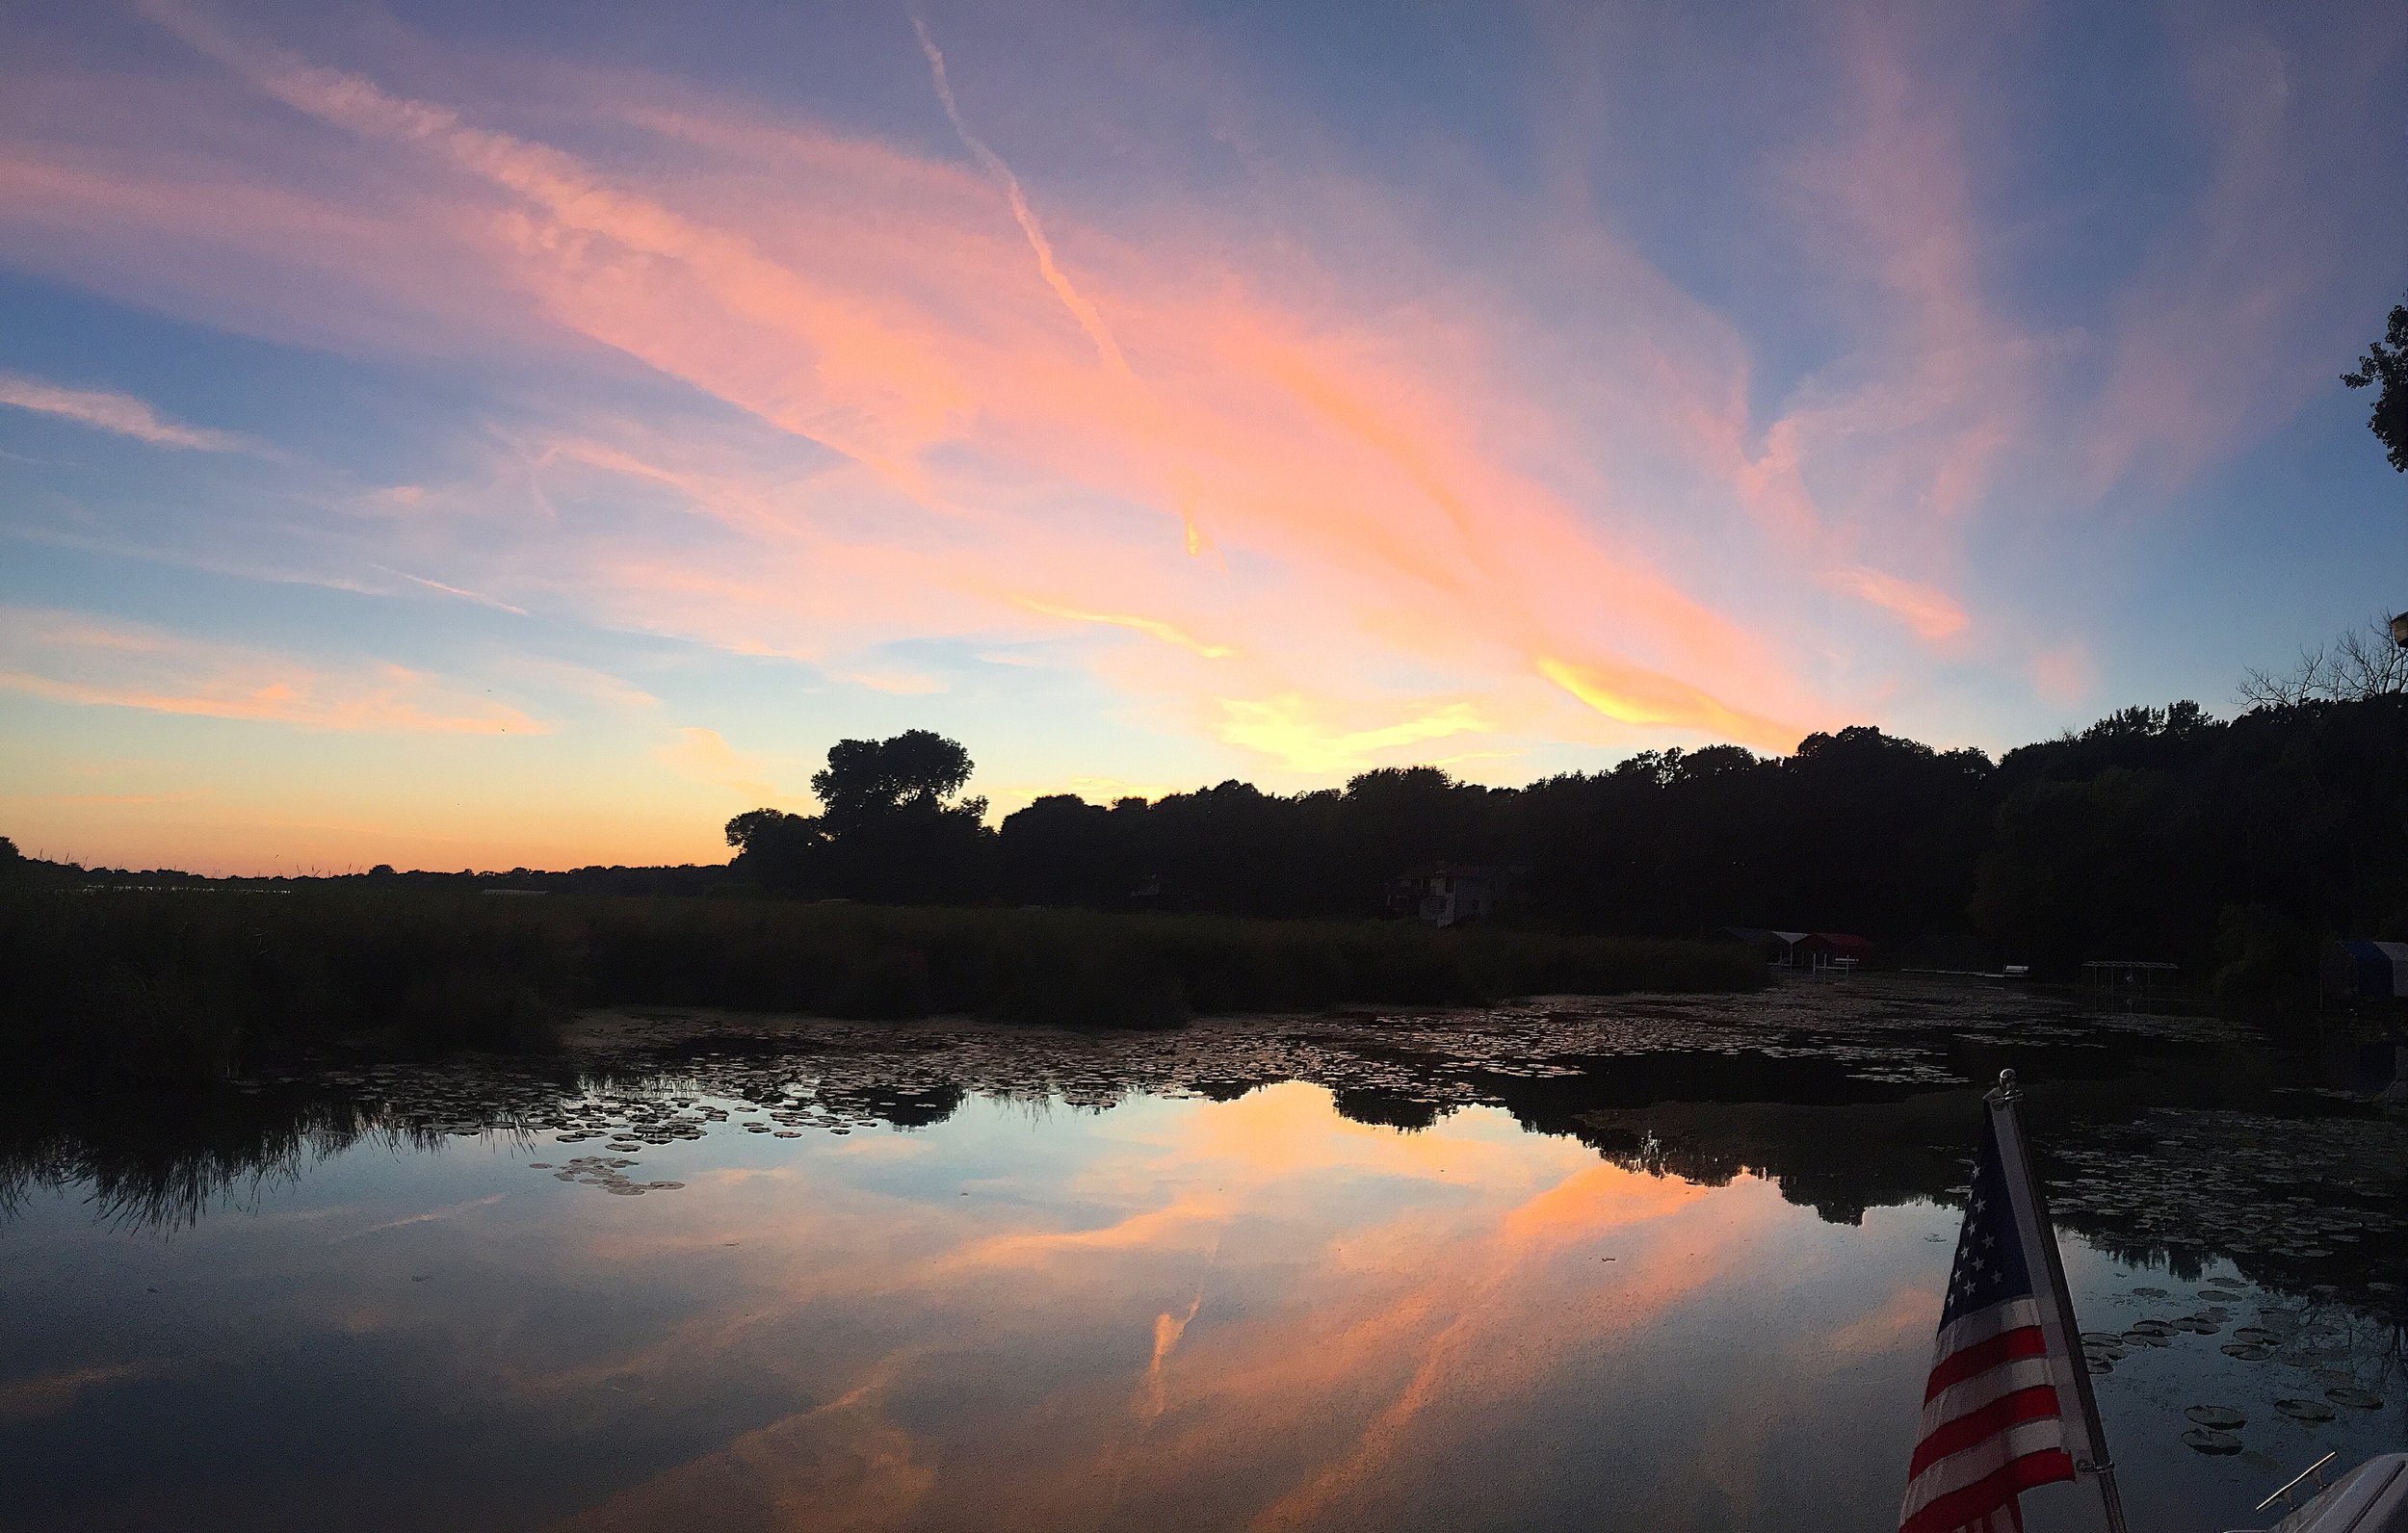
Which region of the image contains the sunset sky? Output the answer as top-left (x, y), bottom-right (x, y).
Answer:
top-left (2, 0), bottom-right (2403, 873)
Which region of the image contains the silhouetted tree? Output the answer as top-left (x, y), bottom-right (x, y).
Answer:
top-left (999, 794), bottom-right (1119, 906)
top-left (2239, 614), bottom-right (2408, 707)
top-left (2343, 300), bottom-right (2408, 474)
top-left (728, 731), bottom-right (991, 902)
top-left (813, 731), bottom-right (978, 821)
top-left (724, 807), bottom-right (827, 894)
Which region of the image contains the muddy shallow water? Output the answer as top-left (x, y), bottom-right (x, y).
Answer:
top-left (4, 976), bottom-right (2402, 1531)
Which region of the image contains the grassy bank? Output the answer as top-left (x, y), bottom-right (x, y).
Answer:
top-left (0, 889), bottom-right (1764, 1080)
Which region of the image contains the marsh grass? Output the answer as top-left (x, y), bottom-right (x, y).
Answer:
top-left (0, 890), bottom-right (1762, 1079)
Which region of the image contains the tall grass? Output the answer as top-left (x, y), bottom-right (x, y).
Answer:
top-left (0, 889), bottom-right (1763, 1080)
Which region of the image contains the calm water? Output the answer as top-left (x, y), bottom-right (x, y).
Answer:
top-left (4, 978), bottom-right (2402, 1532)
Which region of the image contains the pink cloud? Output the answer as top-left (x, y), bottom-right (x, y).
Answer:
top-left (0, 607), bottom-right (545, 735)
top-left (13, 1), bottom-right (2350, 818)
top-left (0, 14), bottom-right (1842, 772)
top-left (0, 371), bottom-right (249, 451)
top-left (2030, 643), bottom-right (2096, 707)
top-left (1819, 565), bottom-right (1969, 642)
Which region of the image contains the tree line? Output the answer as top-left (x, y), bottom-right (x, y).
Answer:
top-left (721, 693), bottom-right (2408, 1003)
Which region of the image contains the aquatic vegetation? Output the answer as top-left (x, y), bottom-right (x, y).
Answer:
top-left (0, 888), bottom-right (1764, 1080)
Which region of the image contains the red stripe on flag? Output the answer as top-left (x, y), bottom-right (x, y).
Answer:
top-left (1908, 1385), bottom-right (2065, 1478)
top-left (1924, 1326), bottom-right (2049, 1401)
top-left (1898, 1449), bottom-right (2074, 1533)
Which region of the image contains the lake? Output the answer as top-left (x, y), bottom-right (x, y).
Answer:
top-left (4, 977), bottom-right (2402, 1532)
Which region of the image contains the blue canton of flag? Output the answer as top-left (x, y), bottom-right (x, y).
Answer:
top-left (1940, 1117), bottom-right (2036, 1328)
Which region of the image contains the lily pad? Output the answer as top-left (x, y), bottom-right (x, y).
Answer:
top-left (2325, 1388), bottom-right (2384, 1411)
top-left (2221, 1343), bottom-right (2273, 1361)
top-left (2183, 1427), bottom-right (2243, 1454)
top-left (2273, 1398), bottom-right (2337, 1423)
top-left (2186, 1406), bottom-right (2246, 1430)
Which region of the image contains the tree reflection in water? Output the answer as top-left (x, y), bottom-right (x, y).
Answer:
top-left (1, 979), bottom-right (2402, 1533)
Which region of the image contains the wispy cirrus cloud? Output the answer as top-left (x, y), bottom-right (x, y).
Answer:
top-left (0, 608), bottom-right (544, 735)
top-left (0, 0), bottom-right (2393, 870)
top-left (1010, 597), bottom-right (1236, 660)
top-left (0, 371), bottom-right (251, 452)
top-left (1817, 566), bottom-right (1968, 642)
top-left (9, 5), bottom-right (1828, 775)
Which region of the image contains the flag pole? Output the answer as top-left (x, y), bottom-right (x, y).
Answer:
top-left (1987, 1069), bottom-right (2130, 1533)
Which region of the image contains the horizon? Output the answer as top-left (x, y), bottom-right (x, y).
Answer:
top-left (4, 2), bottom-right (2405, 876)
top-left (0, 696), bottom-right (2247, 879)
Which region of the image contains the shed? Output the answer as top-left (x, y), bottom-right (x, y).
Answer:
top-left (2324, 940), bottom-right (2408, 1000)
top-left (1793, 932), bottom-right (1873, 972)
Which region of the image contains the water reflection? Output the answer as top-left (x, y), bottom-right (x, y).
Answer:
top-left (2, 979), bottom-right (2401, 1532)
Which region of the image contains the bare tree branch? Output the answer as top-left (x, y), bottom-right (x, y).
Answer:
top-left (2238, 613), bottom-right (2408, 709)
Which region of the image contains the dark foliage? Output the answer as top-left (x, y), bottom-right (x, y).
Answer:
top-left (728, 729), bottom-right (989, 901)
top-left (0, 892), bottom-right (1761, 1082)
top-left (967, 702), bottom-right (2408, 1006)
top-left (2342, 300), bottom-right (2408, 475)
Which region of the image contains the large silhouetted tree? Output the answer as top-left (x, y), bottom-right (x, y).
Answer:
top-left (728, 731), bottom-right (991, 902)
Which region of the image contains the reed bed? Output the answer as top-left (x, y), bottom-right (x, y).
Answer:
top-left (0, 889), bottom-right (1763, 1080)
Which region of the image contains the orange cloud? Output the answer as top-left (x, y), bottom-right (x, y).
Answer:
top-left (1214, 695), bottom-right (1490, 775)
top-left (1537, 655), bottom-right (1800, 754)
top-left (656, 725), bottom-right (780, 802)
top-left (1010, 597), bottom-right (1234, 659)
top-left (1820, 565), bottom-right (1970, 642)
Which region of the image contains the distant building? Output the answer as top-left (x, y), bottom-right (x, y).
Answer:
top-left (1721, 926), bottom-right (1804, 959)
top-left (1389, 863), bottom-right (1502, 927)
top-left (1793, 932), bottom-right (1873, 971)
top-left (2323, 940), bottom-right (2408, 1005)
top-left (2077, 959), bottom-right (2180, 1000)
top-left (1718, 926), bottom-right (1873, 971)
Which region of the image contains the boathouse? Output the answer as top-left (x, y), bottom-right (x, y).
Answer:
top-left (2322, 940), bottom-right (2408, 1003)
top-left (1389, 863), bottom-right (1501, 927)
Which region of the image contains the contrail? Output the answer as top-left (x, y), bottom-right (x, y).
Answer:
top-left (912, 13), bottom-right (1130, 376)
top-left (910, 13), bottom-right (1213, 558)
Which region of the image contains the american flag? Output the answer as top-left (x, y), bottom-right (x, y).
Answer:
top-left (1897, 1110), bottom-right (2089, 1533)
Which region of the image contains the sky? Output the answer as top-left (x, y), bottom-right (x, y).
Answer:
top-left (1, 0), bottom-right (2403, 874)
